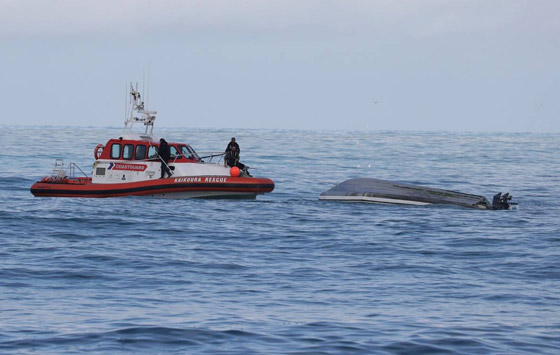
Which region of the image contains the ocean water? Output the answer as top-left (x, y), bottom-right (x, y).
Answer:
top-left (1, 126), bottom-right (559, 354)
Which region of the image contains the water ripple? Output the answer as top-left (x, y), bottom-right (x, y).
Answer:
top-left (1, 128), bottom-right (559, 354)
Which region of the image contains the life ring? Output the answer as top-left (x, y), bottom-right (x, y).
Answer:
top-left (94, 144), bottom-right (104, 160)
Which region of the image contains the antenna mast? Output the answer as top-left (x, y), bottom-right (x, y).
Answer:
top-left (147, 64), bottom-right (151, 110)
top-left (123, 82), bottom-right (157, 135)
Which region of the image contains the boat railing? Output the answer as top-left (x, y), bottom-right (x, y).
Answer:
top-left (50, 160), bottom-right (89, 179)
top-left (111, 152), bottom-right (226, 165)
top-left (50, 159), bottom-right (66, 178)
top-left (69, 163), bottom-right (90, 178)
top-left (197, 152), bottom-right (226, 165)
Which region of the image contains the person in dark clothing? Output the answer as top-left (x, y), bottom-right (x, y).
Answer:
top-left (159, 138), bottom-right (172, 179)
top-left (225, 137), bottom-right (240, 154)
top-left (225, 144), bottom-right (252, 177)
top-left (225, 144), bottom-right (243, 169)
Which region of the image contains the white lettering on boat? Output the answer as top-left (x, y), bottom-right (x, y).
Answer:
top-left (112, 163), bottom-right (147, 171)
top-left (174, 177), bottom-right (203, 183)
top-left (173, 177), bottom-right (228, 183)
top-left (204, 177), bottom-right (228, 183)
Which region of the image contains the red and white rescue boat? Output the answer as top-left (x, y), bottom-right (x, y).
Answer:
top-left (30, 84), bottom-right (274, 199)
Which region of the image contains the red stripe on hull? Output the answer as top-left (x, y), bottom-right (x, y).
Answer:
top-left (30, 177), bottom-right (275, 198)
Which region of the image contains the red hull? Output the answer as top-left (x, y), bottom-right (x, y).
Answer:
top-left (30, 176), bottom-right (274, 198)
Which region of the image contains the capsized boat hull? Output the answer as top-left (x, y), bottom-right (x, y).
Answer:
top-left (30, 176), bottom-right (274, 198)
top-left (320, 178), bottom-right (491, 209)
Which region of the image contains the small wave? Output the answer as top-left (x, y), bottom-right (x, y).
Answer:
top-left (0, 267), bottom-right (118, 282)
top-left (0, 326), bottom-right (281, 353)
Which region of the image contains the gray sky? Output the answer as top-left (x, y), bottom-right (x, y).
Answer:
top-left (1, 0), bottom-right (559, 132)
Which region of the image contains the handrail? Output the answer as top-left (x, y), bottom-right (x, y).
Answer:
top-left (198, 152), bottom-right (225, 159)
top-left (95, 149), bottom-right (225, 165)
top-left (69, 163), bottom-right (90, 178)
top-left (50, 160), bottom-right (89, 179)
top-left (197, 152), bottom-right (225, 164)
top-left (154, 154), bottom-right (174, 177)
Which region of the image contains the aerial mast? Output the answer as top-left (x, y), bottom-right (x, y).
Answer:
top-left (123, 82), bottom-right (157, 135)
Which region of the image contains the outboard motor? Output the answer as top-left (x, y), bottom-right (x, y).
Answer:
top-left (492, 192), bottom-right (515, 210)
top-left (492, 192), bottom-right (502, 209)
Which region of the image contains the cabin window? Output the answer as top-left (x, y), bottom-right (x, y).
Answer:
top-left (147, 145), bottom-right (158, 159)
top-left (180, 145), bottom-right (194, 160)
top-left (190, 146), bottom-right (200, 160)
top-left (135, 145), bottom-right (147, 160)
top-left (110, 143), bottom-right (121, 159)
top-left (170, 146), bottom-right (180, 160)
top-left (122, 144), bottom-right (134, 160)
top-left (189, 146), bottom-right (201, 161)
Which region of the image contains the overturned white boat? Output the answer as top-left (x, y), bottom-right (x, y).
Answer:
top-left (319, 178), bottom-right (516, 210)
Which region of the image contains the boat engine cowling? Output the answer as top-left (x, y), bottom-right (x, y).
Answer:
top-left (491, 192), bottom-right (516, 210)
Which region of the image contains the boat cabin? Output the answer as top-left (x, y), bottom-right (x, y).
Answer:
top-left (92, 137), bottom-right (215, 184)
top-left (98, 138), bottom-right (201, 163)
top-left (30, 83), bottom-right (275, 198)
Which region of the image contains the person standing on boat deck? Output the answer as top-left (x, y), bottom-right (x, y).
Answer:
top-left (159, 138), bottom-right (172, 179)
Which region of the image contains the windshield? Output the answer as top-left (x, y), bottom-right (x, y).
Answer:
top-left (170, 146), bottom-right (180, 159)
top-left (180, 145), bottom-right (200, 161)
top-left (147, 145), bottom-right (158, 159)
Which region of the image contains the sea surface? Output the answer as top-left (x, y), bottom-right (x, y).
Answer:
top-left (1, 126), bottom-right (559, 354)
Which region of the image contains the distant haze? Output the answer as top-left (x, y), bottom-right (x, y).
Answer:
top-left (1, 0), bottom-right (558, 132)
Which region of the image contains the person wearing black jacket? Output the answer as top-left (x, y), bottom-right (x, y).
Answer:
top-left (225, 144), bottom-right (243, 169)
top-left (225, 137), bottom-right (240, 154)
top-left (159, 138), bottom-right (172, 179)
top-left (225, 144), bottom-right (252, 177)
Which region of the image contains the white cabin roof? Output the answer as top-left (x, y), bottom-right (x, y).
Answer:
top-left (120, 133), bottom-right (158, 142)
